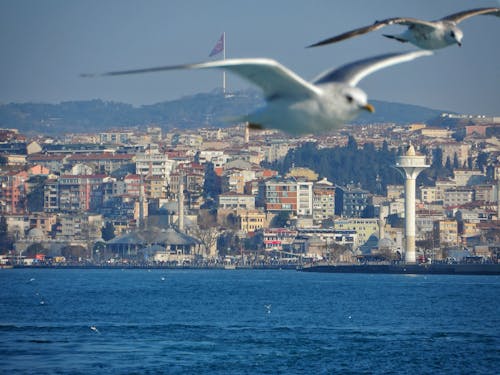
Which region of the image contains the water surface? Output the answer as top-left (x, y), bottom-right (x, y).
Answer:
top-left (1, 269), bottom-right (498, 374)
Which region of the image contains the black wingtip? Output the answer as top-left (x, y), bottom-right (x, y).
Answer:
top-left (248, 123), bottom-right (264, 131)
top-left (306, 41), bottom-right (326, 48)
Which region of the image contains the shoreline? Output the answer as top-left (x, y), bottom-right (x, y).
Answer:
top-left (299, 263), bottom-right (500, 275)
top-left (4, 262), bottom-right (500, 275)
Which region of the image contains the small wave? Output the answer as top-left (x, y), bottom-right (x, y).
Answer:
top-left (28, 339), bottom-right (53, 344)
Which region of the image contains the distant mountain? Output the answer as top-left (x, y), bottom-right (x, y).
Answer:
top-left (0, 89), bottom-right (447, 135)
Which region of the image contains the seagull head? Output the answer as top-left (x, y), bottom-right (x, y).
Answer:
top-left (448, 26), bottom-right (463, 47)
top-left (341, 86), bottom-right (375, 115)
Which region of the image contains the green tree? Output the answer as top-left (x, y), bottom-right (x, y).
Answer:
top-left (27, 175), bottom-right (47, 212)
top-left (475, 152), bottom-right (489, 172)
top-left (25, 243), bottom-right (47, 257)
top-left (0, 216), bottom-right (13, 253)
top-left (203, 162), bottom-right (221, 199)
top-left (61, 245), bottom-right (88, 260)
top-left (270, 211), bottom-right (290, 228)
top-left (101, 222), bottom-right (115, 241)
top-left (453, 152), bottom-right (460, 169)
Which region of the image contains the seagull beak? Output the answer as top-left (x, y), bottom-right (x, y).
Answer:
top-left (362, 103), bottom-right (375, 113)
top-left (457, 41), bottom-right (462, 47)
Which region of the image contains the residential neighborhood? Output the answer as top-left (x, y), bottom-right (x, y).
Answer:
top-left (0, 117), bottom-right (499, 267)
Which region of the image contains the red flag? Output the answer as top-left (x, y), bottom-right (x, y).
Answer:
top-left (209, 33), bottom-right (224, 57)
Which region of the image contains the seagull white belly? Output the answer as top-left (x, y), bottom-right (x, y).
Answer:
top-left (406, 28), bottom-right (452, 50)
top-left (247, 98), bottom-right (347, 135)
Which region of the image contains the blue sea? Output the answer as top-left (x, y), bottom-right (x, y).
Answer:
top-left (1, 269), bottom-right (499, 374)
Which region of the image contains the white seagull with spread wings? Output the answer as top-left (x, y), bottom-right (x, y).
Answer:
top-left (308, 7), bottom-right (500, 50)
top-left (83, 50), bottom-right (431, 135)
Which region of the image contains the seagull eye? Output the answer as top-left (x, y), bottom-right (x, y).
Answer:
top-left (450, 31), bottom-right (455, 38)
top-left (345, 95), bottom-right (354, 104)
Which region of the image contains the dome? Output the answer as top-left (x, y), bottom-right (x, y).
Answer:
top-left (378, 237), bottom-right (395, 249)
top-left (27, 227), bottom-right (46, 241)
top-left (405, 144), bottom-right (416, 156)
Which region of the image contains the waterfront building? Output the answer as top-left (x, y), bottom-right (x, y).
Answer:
top-left (259, 177), bottom-right (298, 213)
top-left (237, 209), bottom-right (266, 234)
top-left (296, 180), bottom-right (314, 217)
top-left (433, 219), bottom-right (459, 247)
top-left (313, 178), bottom-right (335, 222)
top-left (335, 184), bottom-right (370, 218)
top-left (263, 228), bottom-right (298, 252)
top-left (333, 218), bottom-right (379, 250)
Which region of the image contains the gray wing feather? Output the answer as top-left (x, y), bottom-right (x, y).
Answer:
top-left (313, 50), bottom-right (433, 87)
top-left (86, 58), bottom-right (320, 100)
top-left (307, 17), bottom-right (437, 47)
top-left (440, 7), bottom-right (500, 23)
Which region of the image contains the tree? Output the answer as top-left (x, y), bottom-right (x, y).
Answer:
top-left (25, 243), bottom-right (47, 257)
top-left (270, 211), bottom-right (290, 228)
top-left (190, 209), bottom-right (219, 257)
top-left (0, 216), bottom-right (13, 253)
top-left (101, 222), bottom-right (115, 241)
top-left (453, 152), bottom-right (460, 169)
top-left (27, 176), bottom-right (47, 212)
top-left (203, 162), bottom-right (221, 199)
top-left (61, 245), bottom-right (89, 260)
top-left (475, 152), bottom-right (489, 172)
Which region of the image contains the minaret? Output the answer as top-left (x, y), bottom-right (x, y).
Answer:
top-left (178, 175), bottom-right (184, 232)
top-left (244, 125), bottom-right (250, 144)
top-left (395, 144), bottom-right (429, 264)
top-left (497, 178), bottom-right (500, 219)
top-left (138, 176), bottom-right (145, 228)
top-left (378, 204), bottom-right (387, 241)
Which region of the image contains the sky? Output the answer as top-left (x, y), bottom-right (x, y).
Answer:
top-left (0, 0), bottom-right (499, 116)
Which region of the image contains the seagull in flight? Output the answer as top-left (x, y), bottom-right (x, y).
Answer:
top-left (308, 7), bottom-right (500, 50)
top-left (83, 51), bottom-right (431, 135)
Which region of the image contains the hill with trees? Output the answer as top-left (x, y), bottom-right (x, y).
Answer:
top-left (0, 90), bottom-right (447, 135)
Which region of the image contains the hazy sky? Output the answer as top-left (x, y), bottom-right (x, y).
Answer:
top-left (0, 0), bottom-right (499, 115)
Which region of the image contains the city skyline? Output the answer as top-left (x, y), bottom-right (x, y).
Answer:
top-left (0, 0), bottom-right (499, 116)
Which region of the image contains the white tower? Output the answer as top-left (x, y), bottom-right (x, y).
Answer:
top-left (178, 175), bottom-right (185, 232)
top-left (395, 144), bottom-right (429, 264)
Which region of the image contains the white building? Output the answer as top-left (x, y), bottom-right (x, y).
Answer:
top-left (135, 149), bottom-right (175, 181)
top-left (218, 193), bottom-right (256, 210)
top-left (297, 180), bottom-right (314, 217)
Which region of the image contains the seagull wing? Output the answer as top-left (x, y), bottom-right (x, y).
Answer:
top-left (307, 17), bottom-right (437, 47)
top-left (440, 7), bottom-right (500, 23)
top-left (93, 58), bottom-right (321, 100)
top-left (313, 50), bottom-right (433, 87)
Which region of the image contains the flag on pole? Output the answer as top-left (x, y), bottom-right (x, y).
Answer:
top-left (209, 33), bottom-right (224, 57)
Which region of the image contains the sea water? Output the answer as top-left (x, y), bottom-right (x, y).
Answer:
top-left (0, 269), bottom-right (499, 374)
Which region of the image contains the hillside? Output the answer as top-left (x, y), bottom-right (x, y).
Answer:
top-left (0, 89), bottom-right (447, 135)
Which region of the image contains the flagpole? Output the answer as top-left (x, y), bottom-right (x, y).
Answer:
top-left (222, 31), bottom-right (226, 95)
